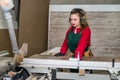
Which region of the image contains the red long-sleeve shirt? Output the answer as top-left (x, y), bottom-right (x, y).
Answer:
top-left (60, 26), bottom-right (91, 59)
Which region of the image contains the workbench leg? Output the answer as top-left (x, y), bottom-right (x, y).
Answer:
top-left (110, 73), bottom-right (118, 80)
top-left (52, 69), bottom-right (56, 80)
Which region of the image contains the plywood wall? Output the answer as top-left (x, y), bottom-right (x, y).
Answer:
top-left (19, 0), bottom-right (49, 57)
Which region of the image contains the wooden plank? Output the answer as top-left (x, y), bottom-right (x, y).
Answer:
top-left (30, 55), bottom-right (69, 60)
top-left (26, 74), bottom-right (49, 80)
top-left (30, 54), bottom-right (120, 62)
top-left (29, 47), bottom-right (120, 62)
top-left (83, 57), bottom-right (120, 62)
top-left (26, 74), bottom-right (37, 80)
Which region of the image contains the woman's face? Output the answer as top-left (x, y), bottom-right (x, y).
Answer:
top-left (70, 13), bottom-right (80, 28)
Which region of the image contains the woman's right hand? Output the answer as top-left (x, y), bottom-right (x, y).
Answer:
top-left (54, 52), bottom-right (64, 56)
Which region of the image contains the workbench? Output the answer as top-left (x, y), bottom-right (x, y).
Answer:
top-left (21, 47), bottom-right (120, 80)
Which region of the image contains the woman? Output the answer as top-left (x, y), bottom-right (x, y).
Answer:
top-left (55, 8), bottom-right (92, 60)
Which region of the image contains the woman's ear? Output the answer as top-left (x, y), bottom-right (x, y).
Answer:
top-left (80, 15), bottom-right (88, 27)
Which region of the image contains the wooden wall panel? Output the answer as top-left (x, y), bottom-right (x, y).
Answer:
top-left (50, 0), bottom-right (120, 4)
top-left (19, 0), bottom-right (49, 57)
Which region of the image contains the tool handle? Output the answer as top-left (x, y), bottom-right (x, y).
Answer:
top-left (112, 58), bottom-right (115, 67)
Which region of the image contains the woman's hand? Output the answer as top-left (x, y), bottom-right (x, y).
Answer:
top-left (54, 52), bottom-right (64, 56)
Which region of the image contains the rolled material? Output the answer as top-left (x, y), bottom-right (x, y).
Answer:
top-left (5, 12), bottom-right (19, 54)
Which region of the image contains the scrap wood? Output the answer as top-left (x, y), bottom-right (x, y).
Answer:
top-left (9, 43), bottom-right (28, 65)
top-left (26, 74), bottom-right (49, 80)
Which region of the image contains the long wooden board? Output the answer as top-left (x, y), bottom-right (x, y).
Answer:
top-left (29, 54), bottom-right (120, 62)
top-left (29, 47), bottom-right (120, 62)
